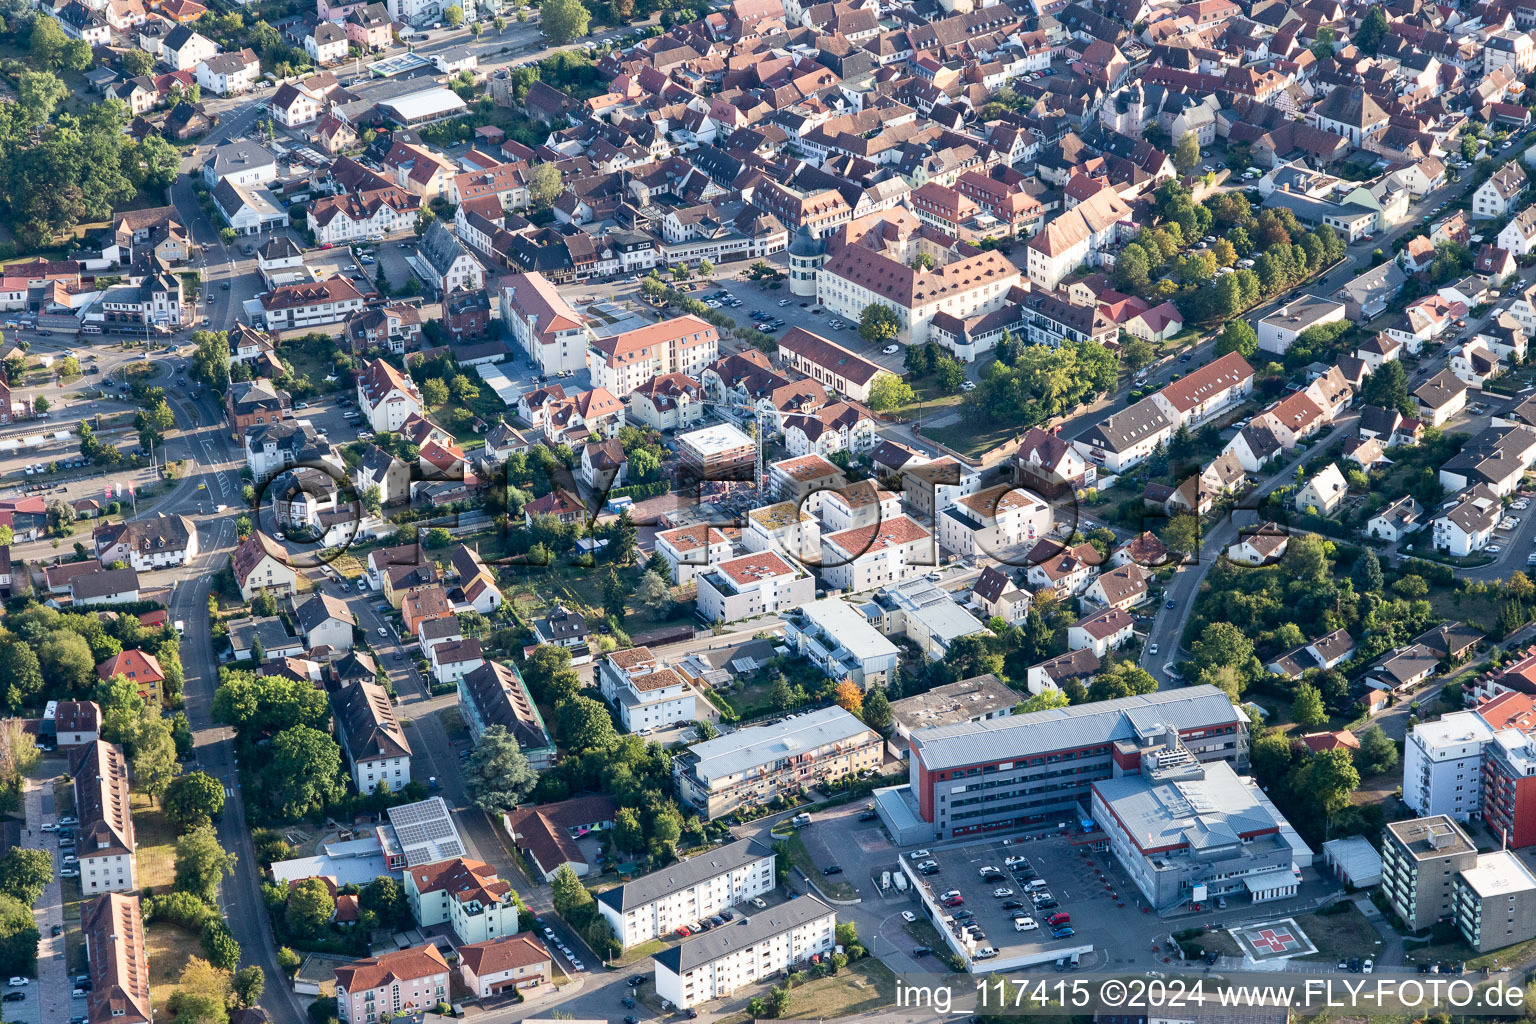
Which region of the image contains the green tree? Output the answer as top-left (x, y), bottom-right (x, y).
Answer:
top-left (1356, 6), bottom-right (1388, 52)
top-left (266, 725), bottom-right (346, 820)
top-left (128, 711), bottom-right (179, 805)
top-left (613, 807), bottom-right (643, 852)
top-left (602, 566), bottom-right (626, 620)
top-left (1293, 747), bottom-right (1361, 817)
top-left (18, 71), bottom-right (66, 126)
top-left (1214, 320), bottom-right (1258, 359)
top-left (1292, 682), bottom-right (1328, 729)
top-left (231, 966), bottom-right (265, 1009)
top-left (0, 893), bottom-right (37, 978)
top-left (0, 640), bottom-right (43, 712)
top-left (163, 772), bottom-right (226, 833)
top-left (443, 3), bottom-right (464, 24)
top-left (0, 848), bottom-right (53, 907)
top-left (1111, 243), bottom-right (1150, 293)
top-left (1121, 337), bottom-right (1155, 373)
top-left (174, 826), bottom-right (236, 905)
top-left (1016, 688), bottom-right (1071, 713)
top-left (191, 331), bottom-right (232, 394)
top-left (866, 374), bottom-right (915, 411)
top-left (1191, 621), bottom-right (1254, 676)
top-left (1355, 726), bottom-right (1399, 775)
top-left (1354, 548), bottom-right (1384, 592)
top-left (550, 863), bottom-right (592, 916)
top-left (121, 48), bottom-right (154, 75)
top-left (286, 877), bottom-right (335, 937)
top-left (200, 920), bottom-right (240, 972)
top-left (1361, 360), bottom-right (1413, 415)
top-left (464, 725), bottom-right (539, 814)
top-left (934, 356), bottom-right (965, 392)
top-left (1161, 511), bottom-right (1199, 557)
top-left (1174, 131), bottom-right (1200, 175)
top-left (634, 570), bottom-right (674, 616)
top-left (858, 303), bottom-right (899, 346)
top-left (360, 876), bottom-right (412, 930)
top-left (39, 631), bottom-right (96, 692)
top-left (862, 686), bottom-right (892, 732)
top-left (421, 377), bottom-right (450, 406)
top-left (556, 696), bottom-right (616, 754)
top-left (540, 0), bottom-right (590, 42)
top-left (1310, 24), bottom-right (1336, 60)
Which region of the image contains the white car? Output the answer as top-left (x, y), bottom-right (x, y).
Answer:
top-left (377, 626), bottom-right (389, 637)
top-left (909, 849), bottom-right (932, 860)
top-left (992, 888), bottom-right (1015, 898)
top-left (1014, 916), bottom-right (1038, 931)
top-left (1489, 545), bottom-right (1504, 554)
top-left (1149, 643), bottom-right (1160, 656)
top-left (979, 865), bottom-right (1001, 875)
top-left (882, 344), bottom-right (900, 354)
top-left (750, 897), bottom-right (768, 909)
top-left (902, 911), bottom-right (917, 923)
top-left (778, 299), bottom-right (791, 306)
top-left (7, 978), bottom-right (27, 986)
top-left (1363, 959), bottom-right (1374, 974)
top-left (960, 380), bottom-right (977, 391)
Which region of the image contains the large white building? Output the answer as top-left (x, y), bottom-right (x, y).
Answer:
top-left (73, 740), bottom-right (137, 895)
top-left (357, 357), bottom-right (424, 432)
top-left (653, 896), bottom-right (837, 1008)
top-left (673, 706), bottom-right (882, 819)
top-left (1403, 712), bottom-right (1496, 822)
top-left (594, 647), bottom-right (697, 733)
top-left (936, 484), bottom-right (1052, 559)
top-left (784, 597), bottom-right (900, 691)
top-left (817, 244), bottom-right (1019, 346)
top-left (500, 273), bottom-right (592, 375)
top-left (587, 315), bottom-right (718, 398)
top-left (1257, 295), bottom-right (1347, 354)
top-left (696, 550), bottom-right (815, 624)
top-left (819, 515), bottom-right (933, 593)
top-left (404, 857), bottom-right (523, 945)
top-left (332, 681), bottom-right (413, 793)
top-left (595, 838), bottom-right (775, 949)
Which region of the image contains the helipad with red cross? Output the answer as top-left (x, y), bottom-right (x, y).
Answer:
top-left (1231, 918), bottom-right (1317, 961)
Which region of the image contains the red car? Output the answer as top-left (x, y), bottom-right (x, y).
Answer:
top-left (676, 926), bottom-right (691, 937)
top-left (1047, 912), bottom-right (1071, 927)
top-left (943, 896), bottom-right (964, 907)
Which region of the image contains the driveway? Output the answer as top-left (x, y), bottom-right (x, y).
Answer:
top-left (20, 772), bottom-right (87, 1024)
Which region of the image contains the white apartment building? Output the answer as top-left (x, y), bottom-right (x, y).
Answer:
top-left (73, 740), bottom-right (137, 894)
top-left (595, 838), bottom-right (775, 949)
top-left (654, 896), bottom-right (837, 1008)
top-left (819, 514), bottom-right (933, 593)
top-left (587, 315), bottom-right (719, 398)
top-left (404, 857), bottom-right (523, 945)
top-left (332, 681), bottom-right (413, 794)
top-left (357, 357), bottom-right (425, 432)
top-left (594, 647), bottom-right (697, 732)
top-left (817, 245), bottom-right (1020, 345)
top-left (672, 706), bottom-right (882, 820)
top-left (785, 597), bottom-right (900, 691)
top-left (654, 524), bottom-right (734, 586)
top-left (335, 944), bottom-right (452, 1024)
top-left (696, 550), bottom-right (815, 624)
top-left (1404, 712), bottom-right (1496, 822)
top-left (501, 273), bottom-right (592, 375)
top-left (742, 502), bottom-right (820, 561)
top-left (260, 277), bottom-right (366, 331)
top-left (936, 484), bottom-right (1053, 559)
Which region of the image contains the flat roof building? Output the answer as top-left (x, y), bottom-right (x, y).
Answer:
top-left (783, 597), bottom-right (900, 692)
top-left (678, 422), bottom-right (756, 481)
top-left (1454, 850), bottom-right (1536, 952)
top-left (1381, 815), bottom-right (1477, 932)
top-left (673, 706), bottom-right (882, 819)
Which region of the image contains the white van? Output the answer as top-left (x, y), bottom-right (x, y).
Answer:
top-left (1014, 916), bottom-right (1037, 931)
top-left (1025, 878), bottom-right (1049, 893)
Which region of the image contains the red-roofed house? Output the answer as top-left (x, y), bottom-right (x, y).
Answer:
top-left (335, 945), bottom-right (451, 1024)
top-left (96, 650), bottom-right (166, 704)
top-left (696, 549), bottom-right (814, 622)
top-left (458, 934), bottom-right (552, 996)
top-left (588, 315), bottom-right (718, 398)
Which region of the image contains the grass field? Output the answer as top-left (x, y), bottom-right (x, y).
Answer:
top-left (781, 834), bottom-right (856, 900)
top-left (612, 937), bottom-right (669, 967)
top-left (131, 794), bottom-right (178, 890)
top-left (145, 921), bottom-right (202, 1019)
top-left (1294, 904), bottom-right (1385, 961)
top-left (787, 959), bottom-right (896, 1018)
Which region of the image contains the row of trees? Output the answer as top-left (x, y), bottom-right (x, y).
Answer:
top-left (960, 338), bottom-right (1118, 427)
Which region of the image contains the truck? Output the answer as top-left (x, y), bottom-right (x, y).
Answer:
top-left (791, 813), bottom-right (812, 829)
top-left (893, 873), bottom-right (908, 893)
top-left (880, 871), bottom-right (892, 891)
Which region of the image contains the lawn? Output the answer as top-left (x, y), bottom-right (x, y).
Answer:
top-left (611, 937), bottom-right (669, 967)
top-left (145, 921), bottom-right (202, 1019)
top-left (1428, 587), bottom-right (1505, 636)
top-left (1293, 904), bottom-right (1386, 961)
top-left (131, 794), bottom-right (178, 890)
top-left (892, 376), bottom-right (965, 420)
top-left (922, 418), bottom-right (1020, 460)
top-left (781, 834), bottom-right (856, 900)
top-left (786, 958), bottom-right (896, 1018)
top-left (1179, 928), bottom-right (1241, 958)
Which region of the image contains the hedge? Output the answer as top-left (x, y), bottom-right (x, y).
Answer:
top-left (609, 479), bottom-right (671, 501)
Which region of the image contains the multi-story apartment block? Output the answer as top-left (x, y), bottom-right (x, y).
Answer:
top-left (653, 896), bottom-right (837, 1008)
top-left (335, 944), bottom-right (452, 1024)
top-left (594, 647), bottom-right (697, 733)
top-left (82, 893), bottom-right (152, 1024)
top-left (936, 484), bottom-right (1053, 559)
top-left (457, 661), bottom-right (556, 770)
top-left (1381, 816), bottom-right (1478, 932)
top-left (1403, 712), bottom-right (1496, 822)
top-left (595, 838), bottom-right (775, 949)
top-left (890, 686), bottom-right (1247, 843)
top-left (673, 706), bottom-right (882, 820)
top-left (784, 597), bottom-right (900, 692)
top-left (696, 550), bottom-right (815, 624)
top-left (73, 740), bottom-right (137, 894)
top-left (332, 680), bottom-right (412, 793)
top-left (357, 358), bottom-right (424, 433)
top-left (404, 857), bottom-right (523, 944)
top-left (587, 315), bottom-right (719, 398)
top-left (260, 276), bottom-right (366, 330)
top-left (818, 244), bottom-right (1020, 347)
top-left (819, 515), bottom-right (933, 593)
top-left (500, 272), bottom-right (592, 375)
top-left (654, 524), bottom-right (734, 586)
top-left (1453, 850), bottom-right (1536, 952)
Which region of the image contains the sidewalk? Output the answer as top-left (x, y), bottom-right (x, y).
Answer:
top-left (24, 771), bottom-right (82, 1024)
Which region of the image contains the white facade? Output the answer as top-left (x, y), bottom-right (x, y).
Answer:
top-left (654, 898), bottom-right (837, 1009)
top-left (595, 839), bottom-right (775, 949)
top-left (1403, 713), bottom-right (1495, 822)
top-left (819, 516), bottom-right (933, 593)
